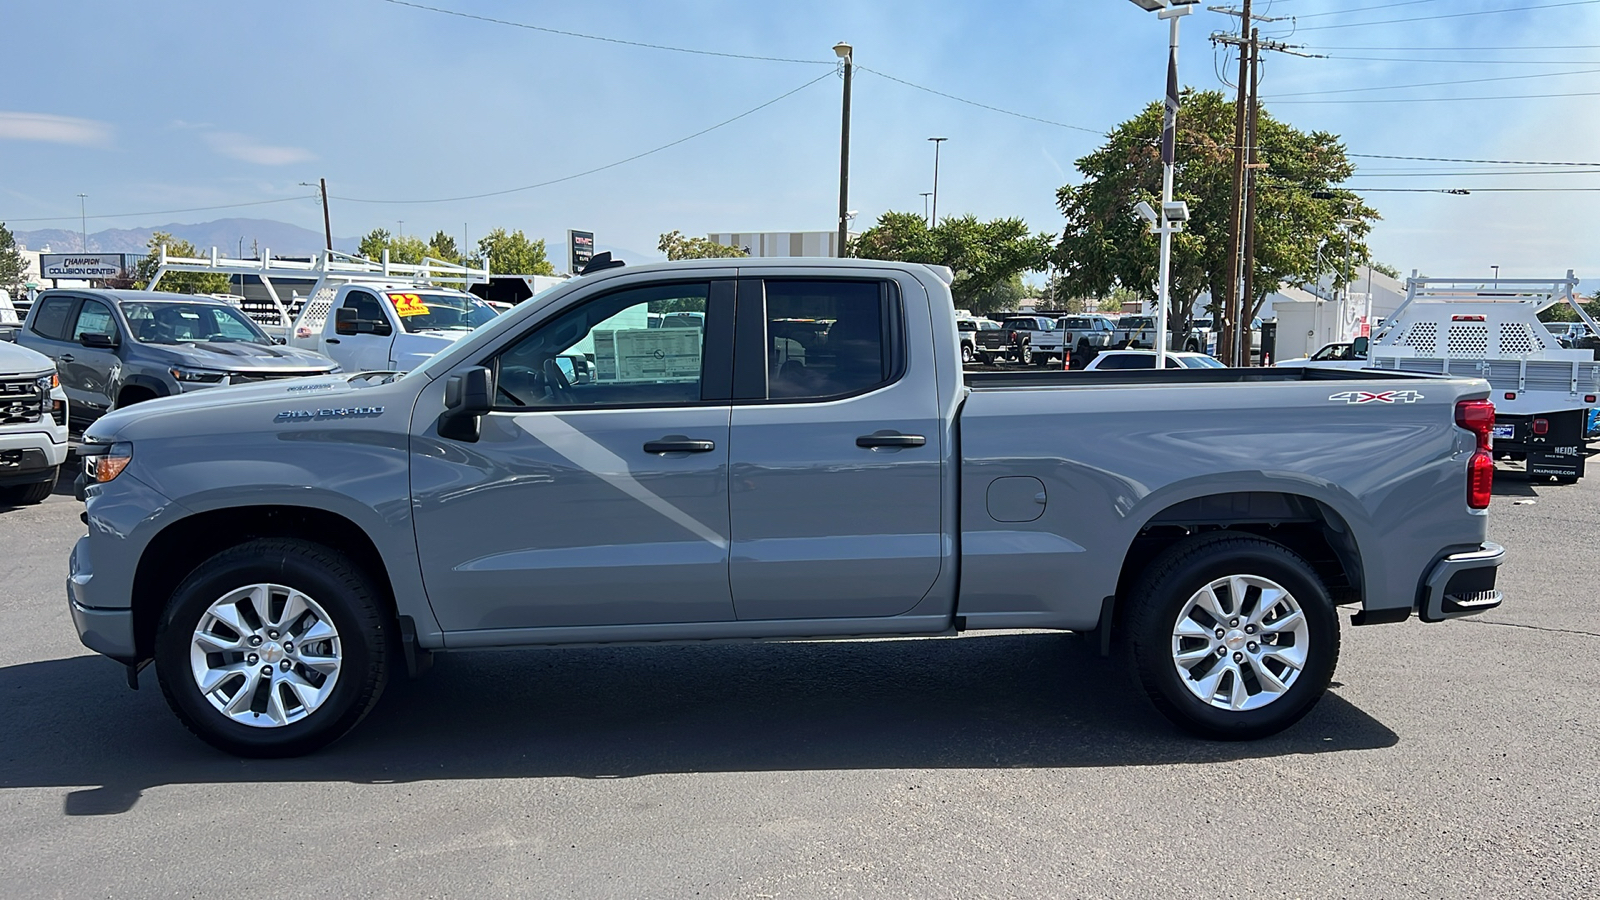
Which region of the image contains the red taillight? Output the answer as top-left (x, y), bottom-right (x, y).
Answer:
top-left (1468, 450), bottom-right (1494, 509)
top-left (1009, 330), bottom-right (1018, 342)
top-left (1456, 399), bottom-right (1496, 509)
top-left (1452, 314), bottom-right (1486, 322)
top-left (1504, 392), bottom-right (1516, 401)
top-left (1586, 394), bottom-right (1597, 404)
top-left (1531, 418), bottom-right (1549, 436)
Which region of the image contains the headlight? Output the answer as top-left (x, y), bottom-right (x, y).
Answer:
top-left (81, 442), bottom-right (133, 484)
top-left (170, 366), bottom-right (227, 383)
top-left (36, 372), bottom-right (60, 392)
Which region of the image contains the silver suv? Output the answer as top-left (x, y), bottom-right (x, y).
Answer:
top-left (19, 289), bottom-right (338, 430)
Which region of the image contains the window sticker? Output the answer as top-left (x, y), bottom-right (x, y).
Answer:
top-left (388, 293), bottom-right (429, 317)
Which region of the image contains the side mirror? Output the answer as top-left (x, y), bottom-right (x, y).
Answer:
top-left (334, 307), bottom-right (362, 335)
top-left (439, 366), bottom-right (494, 442)
top-left (80, 332), bottom-right (118, 349)
top-left (1352, 335), bottom-right (1369, 357)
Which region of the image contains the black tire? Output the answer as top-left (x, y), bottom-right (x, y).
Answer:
top-left (1126, 533), bottom-right (1340, 741)
top-left (0, 474), bottom-right (55, 505)
top-left (961, 342), bottom-right (974, 364)
top-left (155, 538), bottom-right (395, 757)
top-left (1018, 341), bottom-right (1033, 366)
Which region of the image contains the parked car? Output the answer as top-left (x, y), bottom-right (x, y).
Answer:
top-left (289, 284), bottom-right (500, 374)
top-left (0, 340), bottom-right (69, 505)
top-left (1056, 315), bottom-right (1118, 367)
top-left (1275, 340), bottom-right (1368, 368)
top-left (1543, 321), bottom-right (1594, 348)
top-left (1082, 350), bottom-right (1226, 370)
top-left (956, 316), bottom-right (1004, 364)
top-left (70, 257), bottom-right (1504, 757)
top-left (18, 289), bottom-right (339, 431)
top-left (1113, 315), bottom-right (1200, 352)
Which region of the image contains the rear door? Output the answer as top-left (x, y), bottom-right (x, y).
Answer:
top-left (727, 275), bottom-right (944, 620)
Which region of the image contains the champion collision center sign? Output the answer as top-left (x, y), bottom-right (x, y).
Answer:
top-left (41, 253), bottom-right (127, 279)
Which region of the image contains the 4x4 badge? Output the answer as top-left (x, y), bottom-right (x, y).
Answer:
top-left (1328, 390), bottom-right (1423, 404)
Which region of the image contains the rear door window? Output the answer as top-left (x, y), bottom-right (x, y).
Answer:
top-left (29, 296), bottom-right (78, 341)
top-left (761, 280), bottom-right (896, 402)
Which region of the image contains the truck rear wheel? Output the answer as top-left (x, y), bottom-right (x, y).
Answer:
top-left (1126, 533), bottom-right (1339, 740)
top-left (154, 538), bottom-right (395, 757)
top-left (1018, 342), bottom-right (1033, 366)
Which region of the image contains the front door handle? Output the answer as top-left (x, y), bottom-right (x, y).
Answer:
top-left (59, 354), bottom-right (75, 363)
top-left (324, 338), bottom-right (341, 344)
top-left (644, 437), bottom-right (716, 454)
top-left (856, 432), bottom-right (926, 449)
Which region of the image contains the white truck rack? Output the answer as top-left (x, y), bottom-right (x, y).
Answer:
top-left (1367, 271), bottom-right (1600, 482)
top-left (148, 247), bottom-right (490, 340)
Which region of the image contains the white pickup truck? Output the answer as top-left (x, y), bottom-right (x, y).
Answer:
top-left (287, 283), bottom-right (499, 373)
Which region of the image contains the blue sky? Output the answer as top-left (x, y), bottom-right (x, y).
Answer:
top-left (3, 0), bottom-right (1599, 279)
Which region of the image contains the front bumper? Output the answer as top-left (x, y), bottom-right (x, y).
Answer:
top-left (0, 429), bottom-right (69, 485)
top-left (69, 594), bottom-right (138, 660)
top-left (1419, 541), bottom-right (1505, 622)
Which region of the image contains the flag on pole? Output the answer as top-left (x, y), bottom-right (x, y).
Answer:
top-left (1160, 45), bottom-right (1179, 166)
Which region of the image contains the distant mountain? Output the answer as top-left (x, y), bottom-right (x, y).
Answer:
top-left (14, 218), bottom-right (359, 257)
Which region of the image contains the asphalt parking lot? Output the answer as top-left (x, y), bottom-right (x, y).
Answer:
top-left (2, 459), bottom-right (1596, 899)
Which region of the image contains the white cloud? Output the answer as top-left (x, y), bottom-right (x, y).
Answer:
top-left (0, 111), bottom-right (113, 146)
top-left (203, 131), bottom-right (316, 166)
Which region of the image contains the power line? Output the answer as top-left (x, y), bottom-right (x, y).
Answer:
top-left (1339, 169), bottom-right (1600, 176)
top-left (1294, 0), bottom-right (1600, 32)
top-left (2, 195), bottom-right (318, 225)
top-left (333, 70), bottom-right (835, 204)
top-left (1350, 153), bottom-right (1600, 166)
top-left (1274, 89), bottom-right (1600, 103)
top-left (377, 0), bottom-right (832, 65)
top-left (854, 65), bottom-right (1108, 135)
top-left (1268, 66), bottom-right (1600, 97)
top-left (1290, 0), bottom-right (1443, 19)
top-left (1346, 186), bottom-right (1600, 192)
top-left (1324, 54), bottom-right (1600, 65)
top-left (1304, 44), bottom-right (1600, 51)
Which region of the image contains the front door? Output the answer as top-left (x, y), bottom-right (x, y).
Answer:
top-left (62, 298), bottom-right (122, 417)
top-left (728, 276), bottom-right (945, 620)
top-left (411, 278), bottom-right (739, 632)
top-left (326, 289), bottom-right (394, 372)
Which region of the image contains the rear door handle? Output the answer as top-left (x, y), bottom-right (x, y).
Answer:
top-left (856, 432), bottom-right (926, 449)
top-left (644, 437), bottom-right (717, 454)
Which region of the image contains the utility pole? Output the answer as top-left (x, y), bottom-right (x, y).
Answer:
top-left (77, 193), bottom-right (89, 254)
top-left (835, 42), bottom-right (854, 258)
top-left (920, 192), bottom-right (932, 224)
top-left (928, 137), bottom-right (948, 227)
top-left (1218, 0), bottom-right (1249, 365)
top-left (319, 178), bottom-right (333, 252)
top-left (1239, 29), bottom-right (1261, 366)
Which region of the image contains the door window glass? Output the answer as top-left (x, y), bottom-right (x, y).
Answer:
top-left (72, 300), bottom-right (117, 341)
top-left (491, 282), bottom-right (709, 409)
top-left (29, 296), bottom-right (77, 340)
top-left (343, 290), bottom-right (386, 321)
top-left (766, 280), bottom-right (891, 401)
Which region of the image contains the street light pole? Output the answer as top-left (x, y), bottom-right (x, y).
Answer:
top-left (928, 137), bottom-right (948, 227)
top-left (77, 193), bottom-right (88, 253)
top-left (835, 42), bottom-right (854, 258)
top-left (1129, 0), bottom-right (1197, 368)
top-left (1491, 265), bottom-right (1499, 289)
top-left (920, 192), bottom-right (932, 224)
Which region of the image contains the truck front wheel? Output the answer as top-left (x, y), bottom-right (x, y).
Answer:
top-left (1126, 534), bottom-right (1339, 740)
top-left (154, 538), bottom-right (395, 758)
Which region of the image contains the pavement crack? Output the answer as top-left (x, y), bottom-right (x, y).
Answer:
top-left (1461, 618), bottom-right (1600, 639)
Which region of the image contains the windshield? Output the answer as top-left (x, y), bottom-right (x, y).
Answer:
top-left (1117, 316), bottom-right (1151, 328)
top-left (122, 302), bottom-right (272, 345)
top-left (1059, 317), bottom-right (1095, 329)
top-left (387, 291), bottom-right (499, 334)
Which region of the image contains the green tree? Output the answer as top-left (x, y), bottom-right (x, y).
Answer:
top-left (357, 228), bottom-right (429, 265)
top-left (133, 232), bottom-right (231, 294)
top-left (426, 231), bottom-right (460, 263)
top-left (478, 228), bottom-right (555, 275)
top-left (851, 212), bottom-right (1052, 313)
top-left (657, 230), bottom-right (748, 261)
top-left (0, 222), bottom-right (25, 289)
top-left (1053, 89), bottom-right (1377, 342)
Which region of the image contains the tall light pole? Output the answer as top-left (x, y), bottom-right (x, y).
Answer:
top-left (1127, 0), bottom-right (1197, 368)
top-left (1491, 264), bottom-right (1499, 289)
top-left (77, 193), bottom-right (88, 253)
top-left (919, 192), bottom-right (932, 224)
top-left (834, 41), bottom-right (854, 258)
top-left (928, 137), bottom-right (948, 227)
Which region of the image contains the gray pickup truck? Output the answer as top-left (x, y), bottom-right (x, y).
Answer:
top-left (68, 258), bottom-right (1505, 757)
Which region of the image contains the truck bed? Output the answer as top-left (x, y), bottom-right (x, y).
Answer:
top-left (964, 366), bottom-right (1425, 389)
